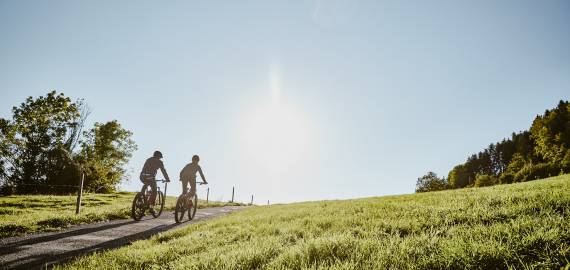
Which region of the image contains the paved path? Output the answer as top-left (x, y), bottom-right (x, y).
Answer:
top-left (0, 206), bottom-right (244, 269)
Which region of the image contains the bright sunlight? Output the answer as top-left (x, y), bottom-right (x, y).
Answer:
top-left (238, 68), bottom-right (313, 178)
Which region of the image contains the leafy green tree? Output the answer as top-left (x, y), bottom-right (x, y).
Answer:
top-left (77, 120), bottom-right (137, 192)
top-left (416, 172), bottom-right (449, 193)
top-left (0, 119), bottom-right (10, 182)
top-left (448, 165), bottom-right (470, 188)
top-left (506, 153), bottom-right (527, 174)
top-left (512, 131), bottom-right (536, 162)
top-left (0, 91), bottom-right (86, 193)
top-left (444, 101), bottom-right (568, 191)
top-left (0, 91), bottom-right (135, 194)
top-left (530, 100), bottom-right (570, 164)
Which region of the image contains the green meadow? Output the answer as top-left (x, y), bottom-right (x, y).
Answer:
top-left (58, 174), bottom-right (570, 270)
top-left (0, 192), bottom-right (241, 238)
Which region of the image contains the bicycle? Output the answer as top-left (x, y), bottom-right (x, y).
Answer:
top-left (131, 179), bottom-right (168, 221)
top-left (174, 181), bottom-right (206, 223)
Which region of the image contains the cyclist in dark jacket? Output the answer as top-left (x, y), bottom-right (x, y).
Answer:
top-left (140, 151), bottom-right (170, 205)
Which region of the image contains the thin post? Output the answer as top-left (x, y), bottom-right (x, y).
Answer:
top-left (206, 187), bottom-right (209, 204)
top-left (231, 186), bottom-right (235, 203)
top-left (250, 194), bottom-right (253, 205)
top-left (267, 200), bottom-right (269, 205)
top-left (75, 173), bottom-right (84, 214)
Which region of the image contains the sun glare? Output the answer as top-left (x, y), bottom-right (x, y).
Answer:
top-left (239, 69), bottom-right (312, 178)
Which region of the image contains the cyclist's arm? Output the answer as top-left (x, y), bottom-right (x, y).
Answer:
top-left (198, 166), bottom-right (207, 184)
top-left (160, 163), bottom-right (171, 182)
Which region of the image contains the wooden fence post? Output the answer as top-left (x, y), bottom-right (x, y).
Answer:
top-left (206, 187), bottom-right (209, 204)
top-left (231, 186), bottom-right (235, 203)
top-left (250, 195), bottom-right (253, 205)
top-left (75, 173), bottom-right (84, 214)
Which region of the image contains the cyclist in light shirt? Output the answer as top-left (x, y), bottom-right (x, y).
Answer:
top-left (180, 155), bottom-right (207, 197)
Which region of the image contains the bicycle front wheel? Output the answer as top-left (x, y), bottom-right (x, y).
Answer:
top-left (189, 194), bottom-right (198, 220)
top-left (151, 191), bottom-right (164, 218)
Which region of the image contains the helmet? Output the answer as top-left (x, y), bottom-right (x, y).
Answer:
top-left (192, 155), bottom-right (200, 162)
top-left (153, 151), bottom-right (163, 159)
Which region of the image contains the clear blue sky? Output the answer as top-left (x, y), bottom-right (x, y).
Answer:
top-left (1, 1), bottom-right (569, 203)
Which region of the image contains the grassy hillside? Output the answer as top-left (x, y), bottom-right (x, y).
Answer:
top-left (0, 192), bottom-right (241, 238)
top-left (60, 175), bottom-right (570, 270)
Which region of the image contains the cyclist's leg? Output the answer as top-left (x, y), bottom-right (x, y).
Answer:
top-left (140, 174), bottom-right (149, 194)
top-left (140, 182), bottom-right (148, 193)
top-left (182, 178), bottom-right (188, 194)
top-left (149, 180), bottom-right (158, 204)
top-left (189, 177), bottom-right (197, 197)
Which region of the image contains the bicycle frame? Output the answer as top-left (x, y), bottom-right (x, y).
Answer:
top-left (175, 181), bottom-right (206, 223)
top-left (141, 180), bottom-right (168, 204)
top-left (182, 181), bottom-right (206, 195)
top-left (132, 179), bottom-right (168, 221)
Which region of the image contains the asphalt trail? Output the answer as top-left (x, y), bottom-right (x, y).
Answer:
top-left (0, 206), bottom-right (244, 269)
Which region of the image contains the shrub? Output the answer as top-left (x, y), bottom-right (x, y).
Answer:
top-left (498, 173), bottom-right (515, 184)
top-left (561, 149), bottom-right (570, 173)
top-left (513, 163), bottom-right (560, 182)
top-left (506, 153), bottom-right (527, 174)
top-left (0, 184), bottom-right (15, 195)
top-left (415, 172), bottom-right (449, 193)
top-left (474, 174), bottom-right (497, 187)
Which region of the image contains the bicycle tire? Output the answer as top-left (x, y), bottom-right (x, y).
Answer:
top-left (174, 195), bottom-right (186, 223)
top-left (131, 192), bottom-right (145, 221)
top-left (151, 191), bottom-right (164, 218)
top-left (157, 190), bottom-right (165, 216)
top-left (189, 194), bottom-right (198, 220)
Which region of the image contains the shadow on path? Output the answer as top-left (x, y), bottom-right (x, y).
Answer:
top-left (0, 220), bottom-right (137, 256)
top-left (4, 222), bottom-right (179, 269)
top-left (0, 206), bottom-right (244, 270)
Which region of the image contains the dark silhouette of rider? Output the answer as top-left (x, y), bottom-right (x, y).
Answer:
top-left (140, 151), bottom-right (170, 205)
top-left (180, 155), bottom-right (207, 197)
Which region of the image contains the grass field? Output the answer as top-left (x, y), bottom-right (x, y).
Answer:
top-left (0, 192), bottom-right (242, 238)
top-left (58, 174), bottom-right (570, 270)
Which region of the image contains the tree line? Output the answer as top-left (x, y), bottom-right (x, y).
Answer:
top-left (417, 100), bottom-right (570, 193)
top-left (0, 91), bottom-right (136, 194)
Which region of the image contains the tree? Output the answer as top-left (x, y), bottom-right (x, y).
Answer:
top-left (442, 101), bottom-right (569, 191)
top-left (0, 91), bottom-right (136, 194)
top-left (0, 91), bottom-right (87, 193)
top-left (416, 172), bottom-right (449, 193)
top-left (530, 100), bottom-right (570, 164)
top-left (0, 118), bottom-right (11, 182)
top-left (512, 131), bottom-right (536, 163)
top-left (562, 149), bottom-right (570, 173)
top-left (448, 164), bottom-right (470, 188)
top-left (506, 153), bottom-right (527, 174)
top-left (77, 120), bottom-right (137, 192)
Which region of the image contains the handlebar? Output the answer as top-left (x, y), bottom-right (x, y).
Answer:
top-left (156, 179), bottom-right (169, 183)
top-left (197, 182), bottom-right (207, 185)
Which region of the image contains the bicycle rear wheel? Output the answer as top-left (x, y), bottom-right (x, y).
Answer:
top-left (188, 194), bottom-right (198, 220)
top-left (174, 195), bottom-right (186, 223)
top-left (131, 192), bottom-right (145, 221)
top-left (151, 191), bottom-right (164, 218)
